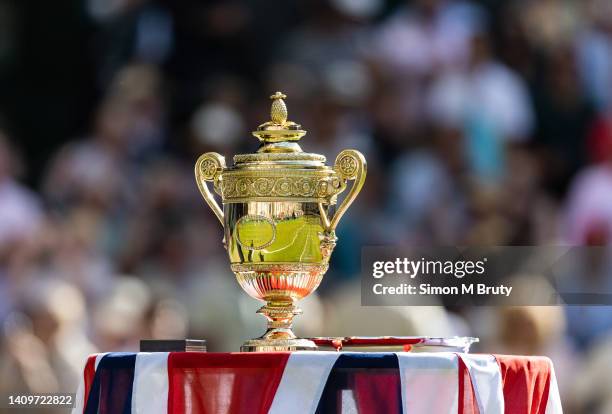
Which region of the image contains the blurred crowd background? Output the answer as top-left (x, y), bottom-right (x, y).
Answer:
top-left (1, 0), bottom-right (612, 412)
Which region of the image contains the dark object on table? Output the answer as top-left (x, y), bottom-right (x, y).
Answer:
top-left (139, 339), bottom-right (207, 352)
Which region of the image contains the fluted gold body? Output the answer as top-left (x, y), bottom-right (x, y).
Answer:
top-left (195, 92), bottom-right (366, 351)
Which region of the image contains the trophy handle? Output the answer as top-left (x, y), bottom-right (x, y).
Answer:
top-left (195, 152), bottom-right (226, 226)
top-left (322, 149), bottom-right (367, 232)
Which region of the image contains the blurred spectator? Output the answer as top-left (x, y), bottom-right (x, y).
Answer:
top-left (0, 133), bottom-right (42, 254)
top-left (576, 0), bottom-right (612, 111)
top-left (428, 29), bottom-right (534, 182)
top-left (372, 0), bottom-right (484, 76)
top-left (93, 277), bottom-right (152, 351)
top-left (587, 110), bottom-right (612, 164)
top-left (533, 46), bottom-right (596, 197)
top-left (88, 0), bottom-right (173, 85)
top-left (369, 0), bottom-right (486, 139)
top-left (520, 0), bottom-right (581, 52)
top-left (44, 98), bottom-right (139, 211)
top-left (571, 334), bottom-right (612, 414)
top-left (563, 159), bottom-right (612, 245)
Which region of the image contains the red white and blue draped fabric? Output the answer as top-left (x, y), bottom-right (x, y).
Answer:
top-left (73, 352), bottom-right (562, 414)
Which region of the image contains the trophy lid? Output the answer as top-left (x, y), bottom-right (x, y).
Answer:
top-left (217, 92), bottom-right (345, 204)
top-left (233, 92), bottom-right (326, 167)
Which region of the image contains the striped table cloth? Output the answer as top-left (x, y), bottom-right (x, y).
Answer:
top-left (73, 352), bottom-right (562, 414)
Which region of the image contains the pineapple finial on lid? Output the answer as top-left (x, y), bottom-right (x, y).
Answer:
top-left (270, 92), bottom-right (288, 125)
top-left (252, 91), bottom-right (306, 147)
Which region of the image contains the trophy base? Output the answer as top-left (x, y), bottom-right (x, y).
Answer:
top-left (240, 337), bottom-right (317, 352)
top-left (240, 327), bottom-right (317, 352)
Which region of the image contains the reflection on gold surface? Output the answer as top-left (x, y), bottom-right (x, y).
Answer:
top-left (227, 203), bottom-right (327, 264)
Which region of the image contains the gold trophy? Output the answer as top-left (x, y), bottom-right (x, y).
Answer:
top-left (195, 92), bottom-right (366, 351)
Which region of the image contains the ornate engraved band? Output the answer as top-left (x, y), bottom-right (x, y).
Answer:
top-left (217, 169), bottom-right (346, 202)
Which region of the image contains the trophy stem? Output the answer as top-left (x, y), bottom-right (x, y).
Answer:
top-left (240, 300), bottom-right (317, 352)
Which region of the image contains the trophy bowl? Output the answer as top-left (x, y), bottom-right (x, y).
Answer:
top-left (195, 92), bottom-right (366, 351)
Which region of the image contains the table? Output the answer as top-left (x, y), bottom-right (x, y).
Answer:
top-left (73, 352), bottom-right (562, 414)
